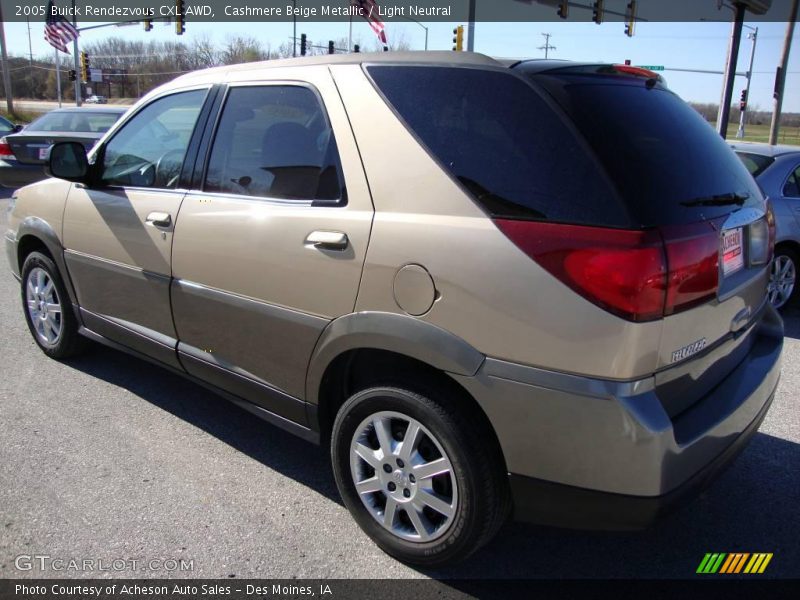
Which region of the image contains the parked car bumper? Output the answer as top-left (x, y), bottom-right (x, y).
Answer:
top-left (453, 303), bottom-right (783, 530)
top-left (0, 160), bottom-right (46, 189)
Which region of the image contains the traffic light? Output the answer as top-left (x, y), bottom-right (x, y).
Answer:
top-left (79, 51), bottom-right (89, 82)
top-left (625, 1), bottom-right (637, 37)
top-left (740, 89), bottom-right (748, 111)
top-left (328, 40), bottom-right (335, 55)
top-left (557, 0), bottom-right (569, 19)
top-left (452, 25), bottom-right (464, 51)
top-left (300, 33), bottom-right (307, 56)
top-left (592, 0), bottom-right (604, 24)
top-left (143, 19), bottom-right (152, 32)
top-left (68, 69), bottom-right (76, 82)
top-left (175, 0), bottom-right (185, 35)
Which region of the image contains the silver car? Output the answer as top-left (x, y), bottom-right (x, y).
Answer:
top-left (731, 142), bottom-right (800, 309)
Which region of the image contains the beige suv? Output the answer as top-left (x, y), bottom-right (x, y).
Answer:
top-left (5, 53), bottom-right (783, 566)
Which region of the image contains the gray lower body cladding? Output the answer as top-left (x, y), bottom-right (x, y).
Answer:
top-left (453, 304), bottom-right (783, 527)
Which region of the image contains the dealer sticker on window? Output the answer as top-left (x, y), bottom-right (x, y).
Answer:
top-left (722, 227), bottom-right (745, 277)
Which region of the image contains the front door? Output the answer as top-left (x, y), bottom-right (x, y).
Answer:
top-left (62, 88), bottom-right (209, 368)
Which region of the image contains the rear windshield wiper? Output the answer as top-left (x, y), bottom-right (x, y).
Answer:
top-left (680, 192), bottom-right (750, 207)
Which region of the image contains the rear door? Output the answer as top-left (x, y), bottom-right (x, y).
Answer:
top-left (170, 66), bottom-right (373, 420)
top-left (62, 88), bottom-right (211, 368)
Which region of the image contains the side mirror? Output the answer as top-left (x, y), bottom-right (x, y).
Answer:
top-left (12, 124), bottom-right (23, 133)
top-left (45, 141), bottom-right (89, 182)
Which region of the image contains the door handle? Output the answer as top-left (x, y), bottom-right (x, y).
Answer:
top-left (146, 212), bottom-right (172, 228)
top-left (305, 230), bottom-right (349, 251)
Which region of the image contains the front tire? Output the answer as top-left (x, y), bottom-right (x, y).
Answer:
top-left (331, 385), bottom-right (510, 567)
top-left (21, 251), bottom-right (86, 359)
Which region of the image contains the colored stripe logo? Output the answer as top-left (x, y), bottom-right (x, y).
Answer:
top-left (697, 553), bottom-right (773, 574)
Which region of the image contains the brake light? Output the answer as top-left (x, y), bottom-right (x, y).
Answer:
top-left (494, 219), bottom-right (722, 322)
top-left (612, 64), bottom-right (660, 79)
top-left (0, 137), bottom-right (14, 161)
top-left (660, 221), bottom-right (720, 315)
top-left (494, 220), bottom-right (666, 322)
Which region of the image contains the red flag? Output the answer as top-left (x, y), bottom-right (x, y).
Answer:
top-left (351, 0), bottom-right (388, 46)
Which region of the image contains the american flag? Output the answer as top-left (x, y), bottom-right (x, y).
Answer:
top-left (45, 1), bottom-right (79, 54)
top-left (350, 0), bottom-right (388, 47)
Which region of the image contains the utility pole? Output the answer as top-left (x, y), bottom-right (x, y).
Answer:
top-left (769, 0), bottom-right (799, 145)
top-left (538, 33), bottom-right (556, 59)
top-left (467, 0), bottom-right (476, 51)
top-left (0, 6), bottom-right (14, 114)
top-left (717, 1), bottom-right (746, 139)
top-left (736, 27), bottom-right (758, 139)
top-left (27, 18), bottom-right (35, 99)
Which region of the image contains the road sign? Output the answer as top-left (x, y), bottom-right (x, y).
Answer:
top-left (636, 65), bottom-right (665, 71)
top-left (89, 68), bottom-right (103, 83)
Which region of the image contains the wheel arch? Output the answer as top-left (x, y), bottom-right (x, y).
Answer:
top-left (306, 312), bottom-right (507, 470)
top-left (16, 217), bottom-right (79, 307)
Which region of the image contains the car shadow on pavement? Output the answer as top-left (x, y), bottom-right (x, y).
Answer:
top-left (780, 307), bottom-right (800, 339)
top-left (430, 430), bottom-right (800, 581)
top-left (62, 344), bottom-right (341, 506)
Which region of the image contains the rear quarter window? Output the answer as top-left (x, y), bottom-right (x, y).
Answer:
top-left (366, 65), bottom-right (629, 227)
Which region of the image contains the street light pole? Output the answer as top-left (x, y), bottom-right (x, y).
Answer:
top-left (736, 26), bottom-right (758, 139)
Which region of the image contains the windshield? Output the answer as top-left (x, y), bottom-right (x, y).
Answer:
top-left (735, 152), bottom-right (775, 178)
top-left (27, 111), bottom-right (121, 133)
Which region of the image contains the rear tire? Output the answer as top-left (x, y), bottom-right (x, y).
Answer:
top-left (331, 383), bottom-right (510, 567)
top-left (769, 248), bottom-right (798, 310)
top-left (21, 251), bottom-right (86, 359)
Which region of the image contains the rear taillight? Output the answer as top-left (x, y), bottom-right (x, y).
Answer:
top-left (661, 221), bottom-right (720, 315)
top-left (766, 199), bottom-right (777, 261)
top-left (0, 137), bottom-right (14, 161)
top-left (494, 219), bottom-right (722, 322)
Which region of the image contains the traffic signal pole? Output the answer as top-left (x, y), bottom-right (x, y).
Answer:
top-left (467, 0), bottom-right (476, 51)
top-left (736, 27), bottom-right (758, 139)
top-left (769, 0), bottom-right (799, 145)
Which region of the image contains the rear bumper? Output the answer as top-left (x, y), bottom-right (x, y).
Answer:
top-left (507, 386), bottom-right (774, 530)
top-left (0, 161), bottom-right (46, 189)
top-left (453, 304), bottom-right (783, 529)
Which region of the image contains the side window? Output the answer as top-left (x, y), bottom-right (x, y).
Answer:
top-left (204, 86), bottom-right (344, 202)
top-left (100, 89), bottom-right (206, 189)
top-left (784, 166), bottom-right (800, 198)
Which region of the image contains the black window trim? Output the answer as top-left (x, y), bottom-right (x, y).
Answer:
top-left (195, 80), bottom-right (348, 207)
top-left (90, 84), bottom-right (214, 192)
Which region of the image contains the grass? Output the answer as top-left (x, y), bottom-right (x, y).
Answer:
top-left (0, 108), bottom-right (39, 125)
top-left (722, 122), bottom-right (800, 146)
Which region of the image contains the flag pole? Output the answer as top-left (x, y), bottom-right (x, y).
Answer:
top-left (55, 47), bottom-right (62, 107)
top-left (72, 0), bottom-right (80, 106)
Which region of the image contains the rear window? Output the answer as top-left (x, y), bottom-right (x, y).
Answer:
top-left (367, 65), bottom-right (629, 227)
top-left (27, 111), bottom-right (121, 133)
top-left (735, 151), bottom-right (775, 178)
top-left (523, 68), bottom-right (763, 226)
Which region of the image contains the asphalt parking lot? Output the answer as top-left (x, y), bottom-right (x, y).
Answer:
top-left (0, 193), bottom-right (798, 583)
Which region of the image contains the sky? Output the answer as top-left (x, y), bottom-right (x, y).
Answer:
top-left (2, 17), bottom-right (799, 112)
